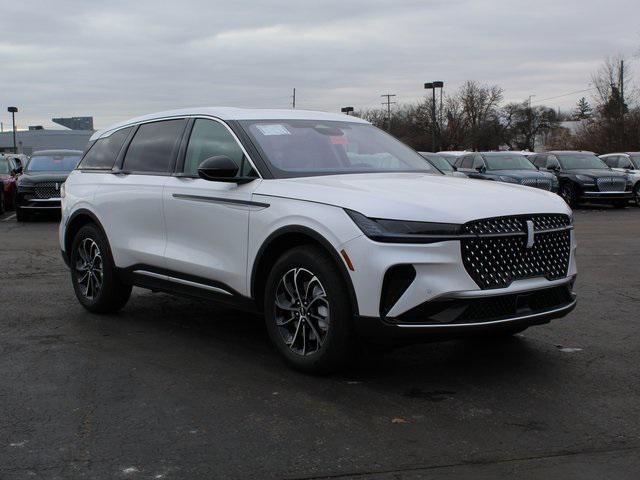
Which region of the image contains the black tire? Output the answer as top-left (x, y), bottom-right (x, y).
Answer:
top-left (264, 245), bottom-right (354, 374)
top-left (0, 193), bottom-right (5, 215)
top-left (560, 182), bottom-right (578, 208)
top-left (15, 206), bottom-right (28, 222)
top-left (633, 184), bottom-right (640, 207)
top-left (613, 200), bottom-right (628, 209)
top-left (70, 223), bottom-right (132, 313)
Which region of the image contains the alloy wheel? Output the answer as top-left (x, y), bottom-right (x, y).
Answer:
top-left (274, 268), bottom-right (330, 356)
top-left (560, 184), bottom-right (573, 206)
top-left (75, 238), bottom-right (103, 300)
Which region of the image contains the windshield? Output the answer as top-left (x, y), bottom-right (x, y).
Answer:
top-left (419, 153), bottom-right (453, 172)
top-left (241, 120), bottom-right (435, 177)
top-left (557, 153), bottom-right (608, 170)
top-left (27, 154), bottom-right (81, 172)
top-left (483, 154), bottom-right (536, 170)
top-left (0, 158), bottom-right (10, 174)
top-left (629, 154), bottom-right (640, 169)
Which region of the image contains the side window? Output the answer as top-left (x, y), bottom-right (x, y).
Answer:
top-left (78, 127), bottom-right (132, 170)
top-left (618, 156), bottom-right (633, 169)
top-left (122, 119), bottom-right (186, 173)
top-left (461, 155), bottom-right (474, 169)
top-left (533, 155), bottom-right (547, 168)
top-left (547, 155), bottom-right (560, 169)
top-left (472, 154), bottom-right (484, 169)
top-left (183, 119), bottom-right (247, 176)
top-left (601, 156), bottom-right (616, 167)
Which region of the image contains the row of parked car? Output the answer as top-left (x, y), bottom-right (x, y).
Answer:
top-left (1, 147), bottom-right (638, 221)
top-left (419, 150), bottom-right (640, 208)
top-left (0, 150), bottom-right (83, 219)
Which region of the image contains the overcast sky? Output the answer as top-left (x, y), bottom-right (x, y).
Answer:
top-left (1, 0), bottom-right (639, 130)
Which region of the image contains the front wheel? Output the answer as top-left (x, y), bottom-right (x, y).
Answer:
top-left (560, 183), bottom-right (578, 208)
top-left (70, 224), bottom-right (132, 313)
top-left (634, 184), bottom-right (640, 206)
top-left (264, 245), bottom-right (354, 374)
top-left (15, 207), bottom-right (28, 222)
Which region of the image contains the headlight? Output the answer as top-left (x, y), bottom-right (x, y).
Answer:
top-left (345, 209), bottom-right (462, 243)
top-left (498, 176), bottom-right (518, 183)
top-left (575, 175), bottom-right (594, 183)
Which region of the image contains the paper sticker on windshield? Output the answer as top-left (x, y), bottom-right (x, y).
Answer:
top-left (330, 136), bottom-right (347, 145)
top-left (256, 124), bottom-right (291, 136)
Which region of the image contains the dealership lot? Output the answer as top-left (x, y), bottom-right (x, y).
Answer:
top-left (1, 208), bottom-right (639, 479)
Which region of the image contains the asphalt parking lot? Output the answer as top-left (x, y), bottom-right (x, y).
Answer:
top-left (1, 207), bottom-right (639, 479)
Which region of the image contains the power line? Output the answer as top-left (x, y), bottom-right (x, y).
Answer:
top-left (534, 87), bottom-right (595, 103)
top-left (381, 94), bottom-right (396, 132)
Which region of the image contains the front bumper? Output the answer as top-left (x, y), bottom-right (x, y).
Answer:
top-left (355, 281), bottom-right (576, 342)
top-left (17, 196), bottom-right (62, 210)
top-left (580, 191), bottom-right (633, 202)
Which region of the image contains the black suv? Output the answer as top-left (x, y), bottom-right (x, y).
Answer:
top-left (529, 151), bottom-right (632, 208)
top-left (15, 149), bottom-right (83, 221)
top-left (454, 152), bottom-right (558, 192)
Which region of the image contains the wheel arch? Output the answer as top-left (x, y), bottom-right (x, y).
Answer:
top-left (63, 209), bottom-right (111, 264)
top-left (250, 225), bottom-right (359, 316)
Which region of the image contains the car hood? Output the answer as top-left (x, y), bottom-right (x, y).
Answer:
top-left (489, 169), bottom-right (555, 179)
top-left (18, 171), bottom-right (72, 185)
top-left (254, 173), bottom-right (571, 224)
top-left (564, 169), bottom-right (625, 178)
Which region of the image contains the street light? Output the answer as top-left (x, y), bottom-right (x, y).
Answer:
top-left (341, 106), bottom-right (354, 116)
top-left (424, 82), bottom-right (444, 151)
top-left (7, 106), bottom-right (18, 154)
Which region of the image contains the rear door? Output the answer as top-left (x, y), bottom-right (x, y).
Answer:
top-left (162, 117), bottom-right (262, 297)
top-left (94, 119), bottom-right (187, 270)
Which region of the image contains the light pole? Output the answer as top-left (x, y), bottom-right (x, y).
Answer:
top-left (7, 107), bottom-right (18, 154)
top-left (341, 106), bottom-right (354, 116)
top-left (424, 82), bottom-right (444, 151)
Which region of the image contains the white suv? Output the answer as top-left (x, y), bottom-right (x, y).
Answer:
top-left (60, 108), bottom-right (577, 373)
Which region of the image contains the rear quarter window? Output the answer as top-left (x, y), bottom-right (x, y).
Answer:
top-left (79, 127), bottom-right (132, 170)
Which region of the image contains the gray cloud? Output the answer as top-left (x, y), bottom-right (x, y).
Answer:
top-left (1, 0), bottom-right (638, 129)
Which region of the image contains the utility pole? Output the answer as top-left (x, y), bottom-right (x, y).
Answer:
top-left (292, 88), bottom-right (296, 109)
top-left (8, 107), bottom-right (18, 154)
top-left (381, 94), bottom-right (396, 132)
top-left (424, 82), bottom-right (444, 151)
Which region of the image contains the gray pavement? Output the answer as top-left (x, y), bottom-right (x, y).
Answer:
top-left (1, 207), bottom-right (639, 479)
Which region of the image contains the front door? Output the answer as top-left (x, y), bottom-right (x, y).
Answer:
top-left (163, 118), bottom-right (262, 297)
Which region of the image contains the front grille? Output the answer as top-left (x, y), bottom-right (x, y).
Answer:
top-left (596, 177), bottom-right (626, 192)
top-left (520, 178), bottom-right (553, 191)
top-left (395, 285), bottom-right (574, 325)
top-left (33, 182), bottom-right (61, 199)
top-left (461, 214), bottom-right (571, 290)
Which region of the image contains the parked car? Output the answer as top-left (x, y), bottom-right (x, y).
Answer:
top-left (15, 149), bottom-right (83, 221)
top-left (529, 151), bottom-right (633, 208)
top-left (599, 152), bottom-right (640, 205)
top-left (3, 153), bottom-right (29, 171)
top-left (0, 155), bottom-right (22, 213)
top-left (453, 152), bottom-right (559, 192)
top-left (60, 108), bottom-right (577, 373)
top-left (419, 152), bottom-right (467, 177)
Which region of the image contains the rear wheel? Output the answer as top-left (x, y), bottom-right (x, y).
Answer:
top-left (70, 224), bottom-right (132, 313)
top-left (560, 183), bottom-right (578, 208)
top-left (264, 245), bottom-right (354, 374)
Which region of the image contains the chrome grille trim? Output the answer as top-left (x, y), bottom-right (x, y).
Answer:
top-left (596, 177), bottom-right (626, 192)
top-left (33, 182), bottom-right (61, 199)
top-left (520, 178), bottom-right (553, 191)
top-left (461, 214), bottom-right (571, 290)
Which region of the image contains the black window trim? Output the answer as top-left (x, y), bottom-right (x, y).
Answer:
top-left (113, 118), bottom-right (189, 176)
top-left (77, 126), bottom-right (135, 172)
top-left (171, 116), bottom-right (263, 181)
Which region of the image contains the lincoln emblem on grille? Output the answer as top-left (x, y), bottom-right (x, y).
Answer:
top-left (526, 220), bottom-right (535, 248)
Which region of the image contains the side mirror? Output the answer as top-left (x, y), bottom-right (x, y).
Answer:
top-left (475, 165), bottom-right (485, 173)
top-left (548, 164), bottom-right (560, 172)
top-left (198, 156), bottom-right (239, 182)
top-left (197, 156), bottom-right (257, 184)
top-left (452, 165), bottom-right (458, 171)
